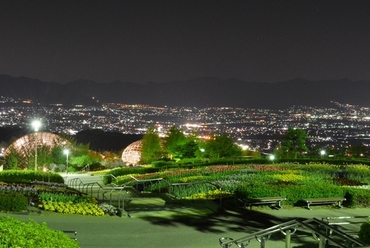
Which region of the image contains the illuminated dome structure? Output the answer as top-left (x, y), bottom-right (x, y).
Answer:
top-left (4, 132), bottom-right (69, 158)
top-left (121, 140), bottom-right (142, 166)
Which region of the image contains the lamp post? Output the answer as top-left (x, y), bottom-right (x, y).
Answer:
top-left (320, 150), bottom-right (326, 159)
top-left (32, 120), bottom-right (41, 170)
top-left (64, 149), bottom-right (69, 173)
top-left (269, 154), bottom-right (275, 163)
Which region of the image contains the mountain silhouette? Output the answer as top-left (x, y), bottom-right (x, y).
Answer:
top-left (0, 74), bottom-right (369, 109)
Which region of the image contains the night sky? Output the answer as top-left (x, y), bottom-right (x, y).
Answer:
top-left (0, 0), bottom-right (369, 84)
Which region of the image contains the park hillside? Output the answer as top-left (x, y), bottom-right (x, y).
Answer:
top-left (0, 127), bottom-right (370, 246)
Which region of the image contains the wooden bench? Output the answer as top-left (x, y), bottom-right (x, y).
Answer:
top-left (303, 197), bottom-right (346, 210)
top-left (239, 197), bottom-right (286, 210)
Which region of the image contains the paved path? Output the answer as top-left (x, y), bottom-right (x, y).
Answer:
top-left (43, 173), bottom-right (369, 247)
top-left (2, 206), bottom-right (370, 248)
top-left (16, 173), bottom-right (364, 247)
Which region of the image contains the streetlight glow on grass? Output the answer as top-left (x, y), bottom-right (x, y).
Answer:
top-left (64, 149), bottom-right (70, 173)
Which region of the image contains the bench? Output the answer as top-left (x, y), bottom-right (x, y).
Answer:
top-left (62, 230), bottom-right (77, 240)
top-left (303, 197), bottom-right (346, 210)
top-left (239, 197), bottom-right (286, 210)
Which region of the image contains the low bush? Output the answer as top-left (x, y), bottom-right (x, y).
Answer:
top-left (0, 193), bottom-right (28, 212)
top-left (344, 188), bottom-right (370, 208)
top-left (359, 220), bottom-right (370, 244)
top-left (235, 181), bottom-right (345, 206)
top-left (0, 170), bottom-right (64, 184)
top-left (39, 201), bottom-right (104, 216)
top-left (0, 216), bottom-right (79, 247)
top-left (103, 167), bottom-right (159, 184)
top-left (98, 203), bottom-right (120, 216)
top-left (151, 160), bottom-right (176, 168)
top-left (39, 192), bottom-right (95, 204)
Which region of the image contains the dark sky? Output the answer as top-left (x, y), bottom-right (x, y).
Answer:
top-left (0, 0), bottom-right (369, 84)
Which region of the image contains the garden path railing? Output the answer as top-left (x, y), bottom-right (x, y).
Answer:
top-left (66, 178), bottom-right (111, 201)
top-left (129, 175), bottom-right (166, 193)
top-left (219, 218), bottom-right (367, 248)
top-left (66, 178), bottom-right (84, 190)
top-left (322, 216), bottom-right (370, 236)
top-left (66, 177), bottom-right (167, 216)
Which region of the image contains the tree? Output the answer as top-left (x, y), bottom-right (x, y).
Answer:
top-left (174, 140), bottom-right (199, 160)
top-left (163, 126), bottom-right (200, 160)
top-left (69, 143), bottom-right (101, 168)
top-left (203, 134), bottom-right (242, 159)
top-left (281, 128), bottom-right (309, 158)
top-left (241, 148), bottom-right (261, 159)
top-left (140, 126), bottom-right (162, 164)
top-left (347, 144), bottom-right (368, 158)
top-left (164, 126), bottom-right (187, 159)
top-left (4, 146), bottom-right (20, 169)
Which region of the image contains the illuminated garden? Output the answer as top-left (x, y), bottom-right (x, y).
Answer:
top-left (1, 125), bottom-right (370, 246)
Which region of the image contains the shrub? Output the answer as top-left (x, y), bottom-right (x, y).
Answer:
top-left (152, 160), bottom-right (176, 168)
top-left (235, 181), bottom-right (345, 206)
top-left (344, 188), bottom-right (370, 208)
top-left (39, 192), bottom-right (95, 204)
top-left (169, 182), bottom-right (222, 199)
top-left (0, 193), bottom-right (28, 212)
top-left (39, 201), bottom-right (104, 216)
top-left (0, 216), bottom-right (79, 247)
top-left (359, 220), bottom-right (370, 244)
top-left (0, 170), bottom-right (64, 184)
top-left (98, 203), bottom-right (119, 216)
top-left (103, 167), bottom-right (159, 184)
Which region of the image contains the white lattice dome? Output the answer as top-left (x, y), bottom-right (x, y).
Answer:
top-left (4, 132), bottom-right (69, 158)
top-left (121, 140), bottom-right (142, 166)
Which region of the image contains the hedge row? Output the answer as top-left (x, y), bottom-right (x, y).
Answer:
top-left (0, 216), bottom-right (79, 247)
top-left (0, 170), bottom-right (64, 184)
top-left (0, 193), bottom-right (28, 212)
top-left (235, 182), bottom-right (370, 207)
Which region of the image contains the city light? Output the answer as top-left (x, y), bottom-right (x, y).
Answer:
top-left (0, 99), bottom-right (369, 159)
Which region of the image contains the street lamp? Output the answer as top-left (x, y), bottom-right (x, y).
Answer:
top-left (320, 150), bottom-right (326, 159)
top-left (269, 154), bottom-right (275, 162)
top-left (63, 149), bottom-right (69, 173)
top-left (32, 120), bottom-right (41, 170)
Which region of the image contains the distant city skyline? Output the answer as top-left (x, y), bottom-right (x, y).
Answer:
top-left (0, 1), bottom-right (370, 84)
top-left (0, 98), bottom-right (369, 154)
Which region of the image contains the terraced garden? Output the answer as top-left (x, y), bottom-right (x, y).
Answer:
top-left (105, 163), bottom-right (370, 208)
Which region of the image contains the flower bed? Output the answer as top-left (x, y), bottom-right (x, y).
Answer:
top-left (106, 163), bottom-right (370, 208)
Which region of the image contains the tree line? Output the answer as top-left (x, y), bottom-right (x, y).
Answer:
top-left (1, 126), bottom-right (368, 171)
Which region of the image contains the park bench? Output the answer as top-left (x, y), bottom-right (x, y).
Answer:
top-left (62, 230), bottom-right (77, 240)
top-left (302, 197), bottom-right (346, 210)
top-left (238, 196), bottom-right (286, 210)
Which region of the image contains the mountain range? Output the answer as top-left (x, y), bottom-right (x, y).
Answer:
top-left (0, 74), bottom-right (369, 109)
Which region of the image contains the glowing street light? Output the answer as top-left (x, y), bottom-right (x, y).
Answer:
top-left (320, 150), bottom-right (326, 158)
top-left (63, 149), bottom-right (69, 173)
top-left (32, 120), bottom-right (41, 170)
top-left (269, 154), bottom-right (275, 162)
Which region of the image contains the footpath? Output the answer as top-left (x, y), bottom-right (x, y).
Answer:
top-left (2, 205), bottom-right (370, 248)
